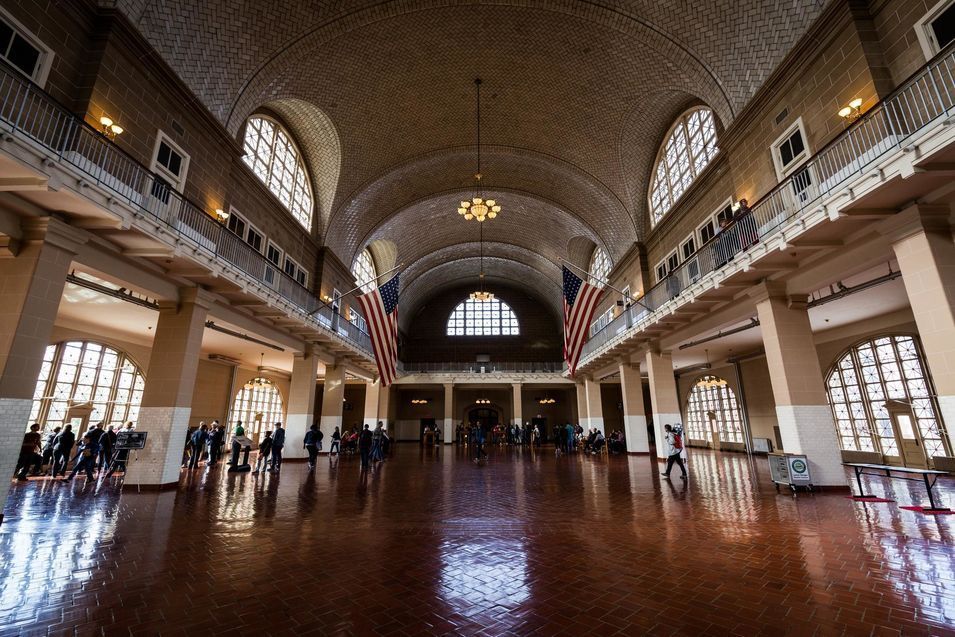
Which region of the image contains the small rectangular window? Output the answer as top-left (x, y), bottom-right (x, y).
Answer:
top-left (698, 218), bottom-right (716, 244)
top-left (266, 241), bottom-right (282, 266)
top-left (226, 210), bottom-right (246, 238)
top-left (771, 118), bottom-right (810, 179)
top-left (655, 260), bottom-right (667, 283)
top-left (245, 226), bottom-right (263, 253)
top-left (150, 132), bottom-right (190, 191)
top-left (666, 250), bottom-right (679, 273)
top-left (681, 235), bottom-right (696, 261)
top-left (716, 204), bottom-right (734, 225)
top-left (917, 0), bottom-right (955, 59)
top-left (931, 4), bottom-right (955, 50)
top-left (156, 142), bottom-right (183, 178)
top-left (0, 11), bottom-right (52, 85)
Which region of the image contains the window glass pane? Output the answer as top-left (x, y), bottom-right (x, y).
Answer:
top-left (7, 33), bottom-right (40, 77)
top-left (588, 248), bottom-right (611, 286)
top-left (446, 298), bottom-right (520, 337)
top-left (242, 116), bottom-right (313, 231)
top-left (351, 250), bottom-right (378, 294)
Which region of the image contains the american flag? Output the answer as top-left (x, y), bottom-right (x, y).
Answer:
top-left (356, 273), bottom-right (400, 386)
top-left (562, 266), bottom-right (604, 376)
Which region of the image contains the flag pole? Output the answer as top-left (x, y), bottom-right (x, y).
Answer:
top-left (306, 263), bottom-right (403, 317)
top-left (559, 257), bottom-right (651, 312)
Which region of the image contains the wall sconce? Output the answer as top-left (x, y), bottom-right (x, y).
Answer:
top-left (99, 115), bottom-right (124, 138)
top-left (321, 294), bottom-right (333, 303)
top-left (215, 208), bottom-right (229, 222)
top-left (538, 398), bottom-right (556, 405)
top-left (411, 399), bottom-right (429, 405)
top-left (476, 399), bottom-right (491, 405)
top-left (838, 98), bottom-right (863, 122)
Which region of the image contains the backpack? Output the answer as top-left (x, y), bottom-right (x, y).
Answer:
top-left (672, 433), bottom-right (683, 450)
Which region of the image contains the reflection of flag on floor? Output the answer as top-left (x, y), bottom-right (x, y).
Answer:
top-left (356, 273), bottom-right (399, 386)
top-left (562, 266), bottom-right (603, 376)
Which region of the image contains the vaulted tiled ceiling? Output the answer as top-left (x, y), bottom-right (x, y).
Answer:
top-left (116, 0), bottom-right (826, 310)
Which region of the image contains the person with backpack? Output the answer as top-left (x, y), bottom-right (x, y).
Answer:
top-left (660, 423), bottom-right (687, 480)
top-left (304, 424), bottom-right (321, 470)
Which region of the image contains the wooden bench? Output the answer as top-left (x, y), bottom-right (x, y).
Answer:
top-left (843, 462), bottom-right (950, 512)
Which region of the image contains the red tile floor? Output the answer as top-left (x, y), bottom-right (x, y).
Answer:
top-left (1, 445), bottom-right (954, 636)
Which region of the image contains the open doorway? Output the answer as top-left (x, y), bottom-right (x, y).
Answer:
top-left (885, 400), bottom-right (928, 468)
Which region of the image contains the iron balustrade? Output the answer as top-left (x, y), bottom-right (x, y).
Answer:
top-left (0, 61), bottom-right (372, 355)
top-left (580, 43), bottom-right (955, 365)
top-left (399, 361), bottom-right (567, 374)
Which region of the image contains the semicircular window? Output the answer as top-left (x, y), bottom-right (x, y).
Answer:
top-left (648, 107), bottom-right (719, 226)
top-left (446, 298), bottom-right (520, 336)
top-left (242, 115), bottom-right (314, 231)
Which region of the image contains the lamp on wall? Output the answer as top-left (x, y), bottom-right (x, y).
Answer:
top-left (215, 208), bottom-right (229, 222)
top-left (838, 98), bottom-right (864, 122)
top-left (99, 115), bottom-right (124, 138)
top-left (476, 398), bottom-right (491, 405)
top-left (411, 399), bottom-right (429, 405)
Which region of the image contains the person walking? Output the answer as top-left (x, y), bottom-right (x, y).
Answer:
top-left (98, 426), bottom-right (116, 472)
top-left (370, 422), bottom-right (384, 462)
top-left (254, 430), bottom-right (273, 473)
top-left (304, 424), bottom-right (320, 470)
top-left (329, 426), bottom-right (341, 456)
top-left (188, 424), bottom-right (209, 469)
top-left (64, 434), bottom-right (96, 482)
top-left (358, 424), bottom-right (373, 469)
top-left (270, 422), bottom-right (285, 472)
top-left (473, 422), bottom-right (487, 462)
top-left (41, 426), bottom-right (61, 472)
top-left (532, 424), bottom-right (541, 448)
top-left (51, 424), bottom-right (75, 477)
top-left (15, 424), bottom-right (43, 480)
top-left (660, 424), bottom-right (687, 480)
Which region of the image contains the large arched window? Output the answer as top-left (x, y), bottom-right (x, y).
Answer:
top-left (589, 247), bottom-right (611, 285)
top-left (649, 107), bottom-right (719, 226)
top-left (826, 335), bottom-right (948, 459)
top-left (352, 250), bottom-right (378, 293)
top-left (684, 375), bottom-right (743, 444)
top-left (242, 116), bottom-right (314, 231)
top-left (230, 378), bottom-right (285, 440)
top-left (29, 341), bottom-right (145, 431)
top-left (446, 298), bottom-right (520, 336)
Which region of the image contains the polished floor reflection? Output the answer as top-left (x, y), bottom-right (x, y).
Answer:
top-left (2, 446), bottom-right (954, 636)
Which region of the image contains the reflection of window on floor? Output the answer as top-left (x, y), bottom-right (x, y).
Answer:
top-left (684, 375), bottom-right (743, 444)
top-left (826, 335), bottom-right (949, 458)
top-left (29, 341), bottom-right (145, 432)
top-left (230, 378), bottom-right (285, 439)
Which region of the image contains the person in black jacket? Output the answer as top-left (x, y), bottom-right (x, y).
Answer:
top-left (358, 424), bottom-right (373, 469)
top-left (188, 424), bottom-right (208, 469)
top-left (207, 425), bottom-right (225, 466)
top-left (254, 430), bottom-right (273, 473)
top-left (270, 423), bottom-right (286, 472)
top-left (51, 424), bottom-right (75, 477)
top-left (98, 426), bottom-right (116, 471)
top-left (41, 426), bottom-right (60, 472)
top-left (329, 426), bottom-right (341, 456)
top-left (304, 424), bottom-right (320, 470)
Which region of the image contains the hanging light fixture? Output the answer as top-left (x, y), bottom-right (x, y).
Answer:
top-left (244, 353), bottom-right (274, 390)
top-left (457, 78), bottom-right (501, 223)
top-left (470, 222), bottom-right (495, 302)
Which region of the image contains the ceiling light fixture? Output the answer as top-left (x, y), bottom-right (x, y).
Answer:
top-left (457, 78), bottom-right (501, 223)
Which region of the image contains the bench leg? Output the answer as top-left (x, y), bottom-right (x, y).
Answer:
top-left (852, 467), bottom-right (874, 498)
top-left (922, 474), bottom-right (950, 512)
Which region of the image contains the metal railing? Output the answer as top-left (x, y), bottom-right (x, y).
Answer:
top-left (0, 61), bottom-right (372, 356)
top-left (399, 361), bottom-right (567, 374)
top-left (580, 43), bottom-right (955, 363)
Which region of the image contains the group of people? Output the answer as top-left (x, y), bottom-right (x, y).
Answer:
top-left (456, 422), bottom-right (543, 448)
top-left (14, 421), bottom-right (136, 482)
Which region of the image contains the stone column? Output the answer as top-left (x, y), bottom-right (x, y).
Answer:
top-left (378, 384), bottom-right (392, 431)
top-left (284, 348), bottom-right (319, 458)
top-left (0, 218), bottom-right (83, 516)
top-left (885, 205), bottom-right (955, 455)
top-left (512, 383), bottom-right (523, 427)
top-left (753, 285), bottom-right (845, 486)
top-left (584, 376), bottom-right (604, 433)
top-left (126, 287), bottom-right (212, 487)
top-left (363, 380), bottom-right (381, 428)
top-left (319, 363), bottom-right (345, 444)
top-left (575, 381), bottom-right (588, 428)
top-left (620, 362), bottom-right (650, 453)
top-left (443, 382), bottom-right (454, 444)
top-left (646, 350), bottom-right (681, 458)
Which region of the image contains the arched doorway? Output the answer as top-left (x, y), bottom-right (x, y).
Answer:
top-left (230, 377), bottom-right (285, 443)
top-left (825, 334), bottom-right (949, 468)
top-left (684, 375), bottom-right (744, 448)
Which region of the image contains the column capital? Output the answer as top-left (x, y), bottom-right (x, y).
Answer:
top-left (21, 216), bottom-right (89, 254)
top-left (746, 281), bottom-right (787, 304)
top-left (875, 203), bottom-right (952, 244)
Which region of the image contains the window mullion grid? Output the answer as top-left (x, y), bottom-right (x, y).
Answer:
top-left (852, 346), bottom-right (882, 455)
top-left (37, 343), bottom-right (62, 427)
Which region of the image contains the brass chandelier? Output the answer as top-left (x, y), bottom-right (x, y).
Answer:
top-left (457, 78), bottom-right (501, 222)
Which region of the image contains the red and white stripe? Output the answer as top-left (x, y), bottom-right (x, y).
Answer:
top-left (357, 290), bottom-right (398, 386)
top-left (563, 281), bottom-right (603, 376)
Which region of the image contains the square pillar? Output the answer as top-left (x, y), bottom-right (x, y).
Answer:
top-left (443, 382), bottom-right (454, 444)
top-left (284, 349), bottom-right (319, 458)
top-left (887, 205), bottom-right (955, 454)
top-left (512, 383), bottom-right (523, 426)
top-left (575, 382), bottom-right (588, 428)
top-left (378, 384), bottom-right (392, 431)
top-left (646, 350), bottom-right (681, 458)
top-left (0, 218), bottom-right (83, 516)
top-left (125, 288), bottom-right (211, 486)
top-left (319, 364), bottom-right (346, 445)
top-left (620, 362), bottom-right (650, 453)
top-left (363, 380), bottom-right (381, 428)
top-left (753, 285), bottom-right (845, 486)
top-left (584, 376), bottom-right (604, 433)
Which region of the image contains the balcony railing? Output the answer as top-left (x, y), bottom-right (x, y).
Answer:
top-left (399, 361), bottom-right (567, 374)
top-left (0, 61), bottom-right (372, 356)
top-left (580, 43), bottom-right (955, 364)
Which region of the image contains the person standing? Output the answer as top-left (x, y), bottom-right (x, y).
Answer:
top-left (64, 434), bottom-right (96, 482)
top-left (188, 424), bottom-right (208, 469)
top-left (358, 424), bottom-right (373, 469)
top-left (15, 424), bottom-right (43, 480)
top-left (98, 426), bottom-right (116, 472)
top-left (329, 426), bottom-right (341, 456)
top-left (532, 424), bottom-right (541, 448)
top-left (304, 424), bottom-right (320, 470)
top-left (370, 422), bottom-right (384, 462)
top-left (566, 422), bottom-right (575, 453)
top-left (254, 430), bottom-right (273, 473)
top-left (51, 424), bottom-right (75, 477)
top-left (660, 424), bottom-right (687, 480)
top-left (41, 426), bottom-right (61, 472)
top-left (270, 422), bottom-right (285, 472)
